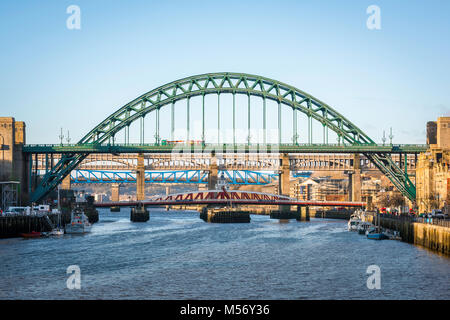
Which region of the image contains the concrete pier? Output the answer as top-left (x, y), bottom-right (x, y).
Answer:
top-left (270, 208), bottom-right (300, 220)
top-left (136, 153), bottom-right (145, 201)
top-left (314, 208), bottom-right (353, 220)
top-left (208, 155), bottom-right (218, 190)
top-left (352, 154), bottom-right (361, 202)
top-left (296, 206), bottom-right (310, 222)
top-left (277, 153), bottom-right (291, 214)
top-left (130, 205), bottom-right (149, 222)
top-left (200, 207), bottom-right (250, 223)
top-left (110, 183), bottom-right (120, 212)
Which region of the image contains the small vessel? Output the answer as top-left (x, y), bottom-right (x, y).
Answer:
top-left (51, 187), bottom-right (65, 236)
top-left (383, 229), bottom-right (402, 240)
top-left (366, 227), bottom-right (388, 240)
top-left (49, 228), bottom-right (65, 236)
top-left (357, 221), bottom-right (373, 235)
top-left (365, 211), bottom-right (388, 240)
top-left (348, 212), bottom-right (362, 231)
top-left (20, 231), bottom-right (42, 238)
top-left (65, 207), bottom-right (92, 234)
top-left (50, 208), bottom-right (64, 236)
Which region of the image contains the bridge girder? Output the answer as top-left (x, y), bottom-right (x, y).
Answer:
top-left (33, 153), bottom-right (417, 172)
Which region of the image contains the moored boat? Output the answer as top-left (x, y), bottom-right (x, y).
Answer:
top-left (357, 221), bottom-right (373, 234)
top-left (20, 231), bottom-right (41, 238)
top-left (348, 212), bottom-right (363, 231)
top-left (383, 229), bottom-right (402, 240)
top-left (366, 227), bottom-right (388, 240)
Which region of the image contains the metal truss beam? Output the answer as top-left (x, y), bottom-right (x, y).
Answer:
top-left (70, 169), bottom-right (278, 185)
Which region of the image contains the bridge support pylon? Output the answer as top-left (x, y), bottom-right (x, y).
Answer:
top-left (208, 154), bottom-right (218, 190)
top-left (352, 154), bottom-right (362, 202)
top-left (277, 153), bottom-right (291, 215)
top-left (296, 206), bottom-right (310, 222)
top-left (136, 153), bottom-right (145, 201)
top-left (131, 204), bottom-right (149, 222)
top-left (165, 186), bottom-right (171, 211)
top-left (110, 183), bottom-right (120, 212)
top-left (61, 174), bottom-right (71, 190)
top-left (200, 207), bottom-right (250, 223)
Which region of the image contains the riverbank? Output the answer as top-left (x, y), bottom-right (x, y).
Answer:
top-left (365, 214), bottom-right (450, 256)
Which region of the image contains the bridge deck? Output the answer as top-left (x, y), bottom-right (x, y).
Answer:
top-left (23, 143), bottom-right (427, 154)
top-left (95, 200), bottom-right (366, 207)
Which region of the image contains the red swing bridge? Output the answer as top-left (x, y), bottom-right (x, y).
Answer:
top-left (94, 189), bottom-right (366, 208)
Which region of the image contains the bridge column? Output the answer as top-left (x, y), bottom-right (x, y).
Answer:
top-left (136, 153), bottom-right (145, 201)
top-left (277, 153), bottom-right (292, 215)
top-left (61, 174), bottom-right (71, 190)
top-left (111, 183), bottom-right (120, 202)
top-left (131, 203), bottom-right (149, 222)
top-left (279, 153), bottom-right (290, 196)
top-left (280, 152), bottom-right (291, 215)
top-left (165, 186), bottom-right (171, 211)
top-left (110, 183), bottom-right (120, 212)
top-left (352, 154), bottom-right (362, 202)
top-left (208, 154), bottom-right (218, 190)
top-left (296, 206), bottom-right (310, 221)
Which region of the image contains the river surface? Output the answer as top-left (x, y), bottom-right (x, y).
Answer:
top-left (0, 208), bottom-right (449, 300)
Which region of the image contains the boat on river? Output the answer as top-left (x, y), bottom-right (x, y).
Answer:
top-left (366, 227), bottom-right (388, 240)
top-left (348, 212), bottom-right (363, 231)
top-left (357, 221), bottom-right (373, 234)
top-left (65, 207), bottom-right (91, 234)
top-left (20, 231), bottom-right (42, 238)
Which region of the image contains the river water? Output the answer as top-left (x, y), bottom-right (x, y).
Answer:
top-left (0, 208), bottom-right (449, 300)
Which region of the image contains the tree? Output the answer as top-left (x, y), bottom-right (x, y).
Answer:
top-left (389, 193), bottom-right (405, 208)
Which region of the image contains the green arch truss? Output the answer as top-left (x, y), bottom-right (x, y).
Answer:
top-left (31, 72), bottom-right (416, 202)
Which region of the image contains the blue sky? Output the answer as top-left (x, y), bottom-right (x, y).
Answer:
top-left (0, 0), bottom-right (449, 144)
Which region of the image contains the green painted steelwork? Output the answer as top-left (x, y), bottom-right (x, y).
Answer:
top-left (29, 72), bottom-right (424, 202)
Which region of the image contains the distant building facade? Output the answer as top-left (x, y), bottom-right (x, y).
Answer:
top-left (416, 117), bottom-right (450, 213)
top-left (426, 121), bottom-right (437, 145)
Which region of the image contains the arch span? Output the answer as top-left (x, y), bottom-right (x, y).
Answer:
top-left (31, 72), bottom-right (416, 202)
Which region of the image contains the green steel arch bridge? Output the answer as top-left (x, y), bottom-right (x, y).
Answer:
top-left (24, 72), bottom-right (427, 203)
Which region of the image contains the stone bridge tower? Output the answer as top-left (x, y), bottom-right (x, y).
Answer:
top-left (0, 117), bottom-right (29, 203)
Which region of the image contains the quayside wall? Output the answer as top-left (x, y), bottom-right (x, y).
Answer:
top-left (367, 214), bottom-right (450, 256)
